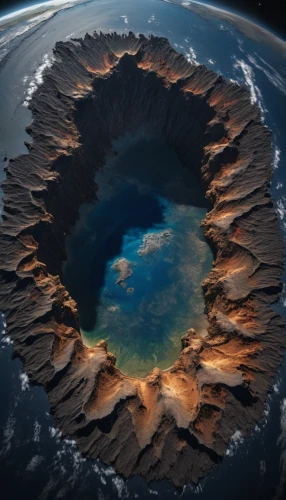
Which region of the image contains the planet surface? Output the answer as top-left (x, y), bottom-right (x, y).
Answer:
top-left (0, 1), bottom-right (285, 499)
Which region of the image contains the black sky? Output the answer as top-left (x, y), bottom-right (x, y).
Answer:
top-left (0, 0), bottom-right (285, 38)
top-left (213, 1), bottom-right (286, 38)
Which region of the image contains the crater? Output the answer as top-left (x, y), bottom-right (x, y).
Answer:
top-left (62, 133), bottom-right (213, 377)
top-left (0, 32), bottom-right (284, 487)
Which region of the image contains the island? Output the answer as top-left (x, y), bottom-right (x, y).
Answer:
top-left (0, 32), bottom-right (284, 486)
top-left (111, 257), bottom-right (133, 289)
top-left (138, 229), bottom-right (173, 257)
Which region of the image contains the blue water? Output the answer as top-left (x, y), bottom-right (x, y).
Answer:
top-left (63, 134), bottom-right (212, 376)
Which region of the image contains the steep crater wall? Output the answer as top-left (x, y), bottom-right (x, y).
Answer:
top-left (0, 32), bottom-right (285, 486)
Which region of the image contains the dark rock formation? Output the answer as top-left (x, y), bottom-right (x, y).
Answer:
top-left (0, 32), bottom-right (285, 486)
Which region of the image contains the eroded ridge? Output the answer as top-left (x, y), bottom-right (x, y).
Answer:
top-left (0, 32), bottom-right (284, 486)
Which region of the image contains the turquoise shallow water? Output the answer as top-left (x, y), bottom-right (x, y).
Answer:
top-left (63, 134), bottom-right (213, 377)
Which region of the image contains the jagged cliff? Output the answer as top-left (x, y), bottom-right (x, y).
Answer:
top-left (0, 32), bottom-right (285, 486)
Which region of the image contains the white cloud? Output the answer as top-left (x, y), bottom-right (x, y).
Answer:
top-left (219, 23), bottom-right (230, 32)
top-left (23, 53), bottom-right (55, 106)
top-left (273, 146), bottom-right (281, 170)
top-left (226, 430), bottom-right (244, 456)
top-left (1, 313), bottom-right (6, 329)
top-left (264, 402), bottom-right (270, 418)
top-left (33, 421), bottom-right (41, 442)
top-left (1, 336), bottom-right (13, 347)
top-left (277, 198), bottom-right (286, 219)
top-left (72, 450), bottom-right (86, 469)
top-left (1, 313), bottom-right (11, 347)
top-left (120, 15), bottom-right (128, 24)
top-left (26, 454), bottom-right (44, 471)
top-left (112, 476), bottom-right (129, 498)
top-left (49, 426), bottom-right (62, 443)
top-left (237, 38), bottom-right (244, 52)
top-left (20, 372), bottom-right (29, 391)
top-left (0, 414), bottom-right (16, 456)
top-left (186, 46), bottom-right (199, 65)
top-left (273, 379), bottom-right (281, 394)
top-left (92, 462), bottom-right (117, 488)
top-left (248, 54), bottom-right (286, 96)
top-left (233, 58), bottom-right (267, 118)
top-left (277, 197), bottom-right (286, 231)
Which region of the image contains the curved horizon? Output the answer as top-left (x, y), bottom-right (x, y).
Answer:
top-left (0, 0), bottom-right (285, 43)
top-left (182, 0), bottom-right (286, 42)
top-left (0, 0), bottom-right (83, 24)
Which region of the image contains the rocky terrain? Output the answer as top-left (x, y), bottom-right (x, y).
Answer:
top-left (111, 258), bottom-right (133, 288)
top-left (0, 32), bottom-right (285, 486)
top-left (138, 229), bottom-right (173, 257)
